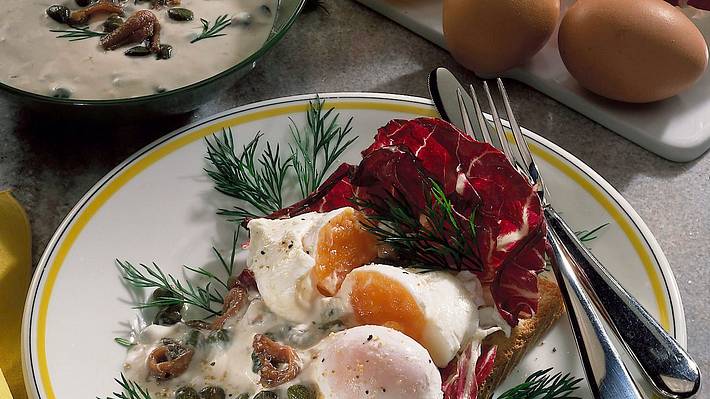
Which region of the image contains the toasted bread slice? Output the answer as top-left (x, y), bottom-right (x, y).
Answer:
top-left (477, 276), bottom-right (565, 399)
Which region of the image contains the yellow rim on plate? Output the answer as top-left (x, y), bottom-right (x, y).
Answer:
top-left (23, 94), bottom-right (680, 399)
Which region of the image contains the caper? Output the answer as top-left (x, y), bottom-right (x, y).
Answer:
top-left (75, 0), bottom-right (93, 6)
top-left (175, 386), bottom-right (199, 399)
top-left (46, 5), bottom-right (70, 23)
top-left (286, 385), bottom-right (315, 399)
top-left (253, 392), bottom-right (277, 399)
top-left (207, 329), bottom-right (229, 344)
top-left (50, 87), bottom-right (72, 99)
top-left (167, 7), bottom-right (194, 21)
top-left (231, 11), bottom-right (252, 26)
top-left (198, 386), bottom-right (225, 399)
top-left (102, 15), bottom-right (124, 32)
top-left (125, 46), bottom-right (152, 57)
top-left (259, 4), bottom-right (272, 15)
top-left (183, 329), bottom-right (201, 347)
top-left (156, 44), bottom-right (173, 60)
top-left (154, 307), bottom-right (182, 325)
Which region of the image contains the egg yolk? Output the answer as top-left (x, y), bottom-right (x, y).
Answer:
top-left (349, 272), bottom-right (426, 343)
top-left (312, 209), bottom-right (379, 296)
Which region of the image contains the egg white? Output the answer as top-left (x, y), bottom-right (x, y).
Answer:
top-left (306, 325), bottom-right (443, 399)
top-left (336, 264), bottom-right (484, 367)
top-left (246, 208), bottom-right (350, 324)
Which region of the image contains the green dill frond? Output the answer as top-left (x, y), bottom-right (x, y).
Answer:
top-left (190, 14), bottom-right (231, 44)
top-left (290, 97), bottom-right (358, 198)
top-left (204, 99), bottom-right (357, 225)
top-left (354, 179), bottom-right (482, 272)
top-left (100, 374), bottom-right (152, 399)
top-left (51, 26), bottom-right (106, 42)
top-left (495, 368), bottom-right (582, 399)
top-left (205, 130), bottom-right (292, 223)
top-left (117, 229), bottom-right (242, 317)
top-left (118, 259), bottom-right (221, 316)
top-left (576, 223), bottom-right (610, 243)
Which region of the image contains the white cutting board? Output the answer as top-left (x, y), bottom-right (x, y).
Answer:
top-left (355, 0), bottom-right (710, 162)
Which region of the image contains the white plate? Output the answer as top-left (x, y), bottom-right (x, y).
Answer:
top-left (22, 93), bottom-right (686, 399)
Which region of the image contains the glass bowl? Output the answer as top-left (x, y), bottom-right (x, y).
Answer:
top-left (0, 0), bottom-right (306, 118)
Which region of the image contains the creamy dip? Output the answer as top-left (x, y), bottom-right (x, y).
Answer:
top-left (0, 0), bottom-right (276, 99)
top-left (123, 298), bottom-right (343, 398)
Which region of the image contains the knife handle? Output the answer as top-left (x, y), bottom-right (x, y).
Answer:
top-left (545, 207), bottom-right (701, 398)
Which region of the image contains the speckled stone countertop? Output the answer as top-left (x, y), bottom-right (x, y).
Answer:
top-left (1, 0), bottom-right (707, 394)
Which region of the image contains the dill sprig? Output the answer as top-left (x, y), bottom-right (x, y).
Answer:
top-left (51, 26), bottom-right (106, 42)
top-left (100, 374), bottom-right (152, 399)
top-left (354, 180), bottom-right (482, 272)
top-left (206, 131), bottom-right (291, 222)
top-left (576, 223), bottom-right (609, 243)
top-left (495, 368), bottom-right (582, 399)
top-left (118, 260), bottom-right (222, 316)
top-left (204, 98), bottom-right (357, 224)
top-left (118, 230), bottom-right (241, 316)
top-left (290, 98), bottom-right (358, 197)
top-left (190, 14), bottom-right (231, 43)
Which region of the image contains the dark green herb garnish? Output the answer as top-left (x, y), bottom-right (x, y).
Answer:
top-left (576, 223), bottom-right (610, 243)
top-left (289, 98), bottom-right (357, 197)
top-left (190, 14), bottom-right (231, 43)
top-left (205, 131), bottom-right (292, 223)
top-left (125, 46), bottom-right (152, 57)
top-left (50, 26), bottom-right (106, 41)
top-left (495, 368), bottom-right (582, 399)
top-left (46, 5), bottom-right (71, 23)
top-left (101, 374), bottom-right (152, 399)
top-left (168, 7), bottom-right (194, 21)
top-left (205, 98), bottom-right (357, 224)
top-left (117, 229), bottom-right (241, 316)
top-left (354, 179), bottom-right (482, 272)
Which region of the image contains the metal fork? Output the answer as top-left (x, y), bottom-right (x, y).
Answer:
top-left (458, 79), bottom-right (701, 399)
top-left (451, 76), bottom-right (704, 398)
top-left (454, 81), bottom-right (642, 398)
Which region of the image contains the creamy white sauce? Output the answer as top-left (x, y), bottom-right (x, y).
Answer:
top-left (0, 0), bottom-right (275, 99)
top-left (124, 299), bottom-right (341, 398)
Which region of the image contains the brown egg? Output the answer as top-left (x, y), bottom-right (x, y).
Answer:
top-left (559, 0), bottom-right (708, 103)
top-left (443, 0), bottom-right (560, 76)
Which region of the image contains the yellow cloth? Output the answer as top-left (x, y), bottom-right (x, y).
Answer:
top-left (0, 190), bottom-right (31, 399)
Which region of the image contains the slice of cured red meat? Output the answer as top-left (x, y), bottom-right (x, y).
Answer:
top-left (441, 344), bottom-right (497, 399)
top-left (266, 117), bottom-right (547, 326)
